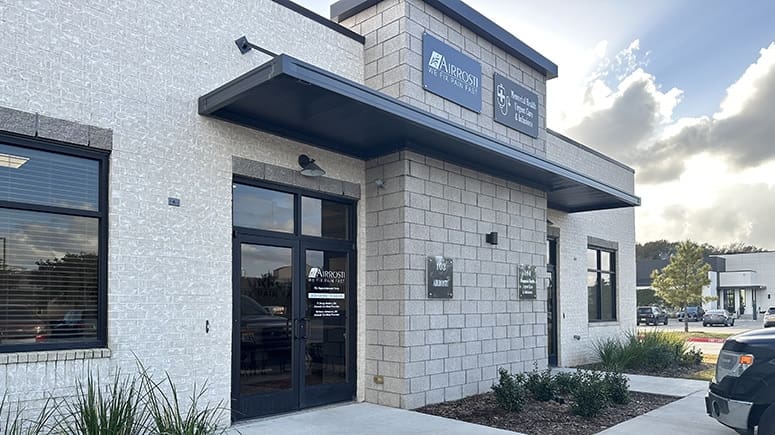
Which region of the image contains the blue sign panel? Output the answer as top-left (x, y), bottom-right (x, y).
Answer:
top-left (493, 73), bottom-right (539, 138)
top-left (422, 33), bottom-right (482, 113)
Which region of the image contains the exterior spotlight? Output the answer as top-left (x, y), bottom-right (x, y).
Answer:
top-left (298, 154), bottom-right (325, 177)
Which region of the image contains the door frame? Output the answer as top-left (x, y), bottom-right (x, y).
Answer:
top-left (547, 236), bottom-right (559, 367)
top-left (231, 178), bottom-right (358, 420)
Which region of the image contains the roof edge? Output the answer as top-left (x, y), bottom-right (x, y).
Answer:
top-left (272, 0), bottom-right (365, 44)
top-left (547, 129), bottom-right (635, 173)
top-left (331, 0), bottom-right (558, 79)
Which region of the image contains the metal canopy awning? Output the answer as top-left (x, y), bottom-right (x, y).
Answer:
top-left (198, 55), bottom-right (640, 212)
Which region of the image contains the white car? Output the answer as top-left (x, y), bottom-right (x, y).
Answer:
top-left (764, 307), bottom-right (775, 328)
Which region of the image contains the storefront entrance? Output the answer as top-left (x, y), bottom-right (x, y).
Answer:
top-left (231, 180), bottom-right (356, 420)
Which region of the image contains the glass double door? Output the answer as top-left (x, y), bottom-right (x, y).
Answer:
top-left (233, 235), bottom-right (355, 419)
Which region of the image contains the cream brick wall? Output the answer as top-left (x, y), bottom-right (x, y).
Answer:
top-left (545, 131), bottom-right (635, 194)
top-left (339, 0), bottom-right (548, 157)
top-left (0, 0), bottom-right (366, 421)
top-left (548, 207), bottom-right (636, 367)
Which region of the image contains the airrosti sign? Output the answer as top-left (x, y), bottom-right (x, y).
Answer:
top-left (422, 33), bottom-right (482, 113)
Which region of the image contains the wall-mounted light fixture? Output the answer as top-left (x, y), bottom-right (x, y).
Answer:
top-left (485, 231), bottom-right (498, 245)
top-left (234, 36), bottom-right (278, 57)
top-left (374, 178), bottom-right (385, 189)
top-left (298, 154), bottom-right (325, 177)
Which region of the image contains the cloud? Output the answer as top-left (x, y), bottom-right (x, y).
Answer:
top-left (561, 40), bottom-right (682, 162)
top-left (635, 43), bottom-right (775, 182)
top-left (650, 183), bottom-right (775, 248)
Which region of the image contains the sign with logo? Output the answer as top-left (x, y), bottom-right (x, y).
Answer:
top-left (493, 73), bottom-right (539, 138)
top-left (427, 256), bottom-right (454, 299)
top-left (423, 33), bottom-right (482, 113)
top-left (307, 267), bottom-right (346, 318)
top-left (518, 264), bottom-right (537, 299)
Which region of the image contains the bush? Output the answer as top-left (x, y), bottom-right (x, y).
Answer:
top-left (0, 393), bottom-right (55, 435)
top-left (603, 371), bottom-right (630, 405)
top-left (491, 368), bottom-right (527, 412)
top-left (141, 373), bottom-right (227, 435)
top-left (569, 371), bottom-right (609, 418)
top-left (594, 330), bottom-right (702, 373)
top-left (3, 362), bottom-right (227, 435)
top-left (56, 370), bottom-right (149, 435)
top-left (553, 371), bottom-right (578, 395)
top-left (681, 346), bottom-right (703, 366)
top-left (525, 368), bottom-right (556, 401)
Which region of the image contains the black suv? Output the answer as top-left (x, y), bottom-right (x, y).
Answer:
top-left (678, 306), bottom-right (705, 322)
top-left (706, 328), bottom-right (775, 434)
top-left (637, 306), bottom-right (668, 326)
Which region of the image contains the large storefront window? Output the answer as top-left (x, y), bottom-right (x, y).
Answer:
top-left (0, 138), bottom-right (107, 352)
top-left (587, 247), bottom-right (617, 321)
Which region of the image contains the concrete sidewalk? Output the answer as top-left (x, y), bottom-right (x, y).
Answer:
top-left (231, 401), bottom-right (522, 434)
top-left (553, 368), bottom-right (738, 435)
top-left (232, 371), bottom-right (735, 435)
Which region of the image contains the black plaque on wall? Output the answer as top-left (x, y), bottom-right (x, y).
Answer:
top-left (427, 256), bottom-right (453, 299)
top-left (518, 264), bottom-right (537, 299)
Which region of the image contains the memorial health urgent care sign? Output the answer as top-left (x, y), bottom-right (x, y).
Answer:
top-left (493, 72), bottom-right (539, 138)
top-left (422, 33), bottom-right (482, 113)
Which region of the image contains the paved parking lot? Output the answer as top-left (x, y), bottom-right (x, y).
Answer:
top-left (638, 318), bottom-right (764, 356)
top-left (638, 318), bottom-right (762, 335)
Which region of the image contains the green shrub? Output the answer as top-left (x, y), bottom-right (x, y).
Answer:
top-left (681, 346), bottom-right (703, 366)
top-left (56, 370), bottom-right (149, 435)
top-left (569, 371), bottom-right (609, 418)
top-left (603, 371), bottom-right (630, 405)
top-left (141, 373), bottom-right (227, 435)
top-left (595, 330), bottom-right (700, 373)
top-left (553, 371), bottom-right (579, 395)
top-left (0, 393), bottom-right (55, 435)
top-left (525, 368), bottom-right (556, 401)
top-left (491, 368), bottom-right (527, 412)
top-left (592, 337), bottom-right (632, 371)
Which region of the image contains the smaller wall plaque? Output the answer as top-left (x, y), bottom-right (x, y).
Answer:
top-left (427, 256), bottom-right (453, 299)
top-left (518, 264), bottom-right (537, 299)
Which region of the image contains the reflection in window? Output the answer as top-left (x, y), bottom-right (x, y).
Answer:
top-left (0, 141), bottom-right (105, 352)
top-left (239, 244), bottom-right (293, 394)
top-left (587, 246), bottom-right (617, 321)
top-left (0, 144), bottom-right (99, 211)
top-left (302, 197), bottom-right (348, 239)
top-left (233, 184), bottom-right (294, 233)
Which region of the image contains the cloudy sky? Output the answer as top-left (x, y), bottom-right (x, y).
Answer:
top-left (298, 0), bottom-right (775, 248)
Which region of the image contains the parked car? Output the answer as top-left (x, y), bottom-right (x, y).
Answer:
top-left (764, 307), bottom-right (775, 328)
top-left (706, 328), bottom-right (775, 434)
top-left (637, 306), bottom-right (668, 326)
top-left (678, 306), bottom-right (705, 322)
top-left (703, 309), bottom-right (735, 327)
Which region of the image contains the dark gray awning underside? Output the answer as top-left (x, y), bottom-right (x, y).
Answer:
top-left (198, 55), bottom-right (640, 212)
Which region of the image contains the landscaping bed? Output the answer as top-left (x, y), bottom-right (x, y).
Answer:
top-left (579, 361), bottom-right (716, 381)
top-left (417, 390), bottom-right (678, 435)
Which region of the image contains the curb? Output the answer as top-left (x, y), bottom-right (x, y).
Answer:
top-left (686, 337), bottom-right (726, 343)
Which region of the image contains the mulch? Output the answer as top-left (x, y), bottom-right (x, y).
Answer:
top-left (415, 391), bottom-right (678, 435)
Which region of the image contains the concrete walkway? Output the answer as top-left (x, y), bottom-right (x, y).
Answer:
top-left (232, 371), bottom-right (737, 435)
top-left (553, 368), bottom-right (738, 435)
top-left (231, 401), bottom-right (521, 434)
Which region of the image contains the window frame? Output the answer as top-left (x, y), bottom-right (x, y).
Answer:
top-left (0, 133), bottom-right (109, 353)
top-left (232, 175), bottom-right (357, 245)
top-left (587, 245), bottom-right (617, 322)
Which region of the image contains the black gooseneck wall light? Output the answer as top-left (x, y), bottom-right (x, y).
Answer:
top-left (298, 154), bottom-right (326, 177)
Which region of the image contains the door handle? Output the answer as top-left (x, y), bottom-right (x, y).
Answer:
top-left (295, 318), bottom-right (307, 339)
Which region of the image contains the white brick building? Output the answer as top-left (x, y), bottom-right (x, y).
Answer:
top-left (0, 0), bottom-right (638, 424)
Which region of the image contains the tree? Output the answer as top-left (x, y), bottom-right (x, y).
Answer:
top-left (636, 240), bottom-right (678, 260)
top-left (650, 241), bottom-right (712, 332)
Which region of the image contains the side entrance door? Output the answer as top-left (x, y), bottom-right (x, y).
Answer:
top-left (231, 181), bottom-right (356, 420)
